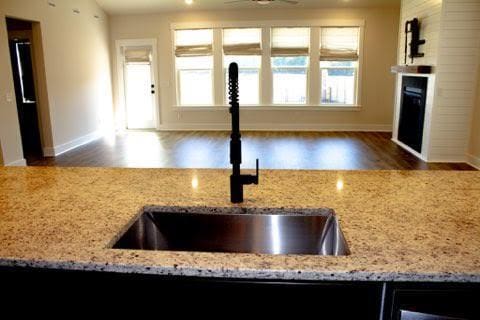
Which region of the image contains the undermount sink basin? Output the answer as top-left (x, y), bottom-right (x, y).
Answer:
top-left (113, 206), bottom-right (350, 256)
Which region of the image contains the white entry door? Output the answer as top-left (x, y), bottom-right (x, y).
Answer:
top-left (122, 43), bottom-right (158, 129)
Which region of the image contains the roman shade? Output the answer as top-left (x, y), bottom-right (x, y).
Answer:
top-left (320, 27), bottom-right (360, 61)
top-left (271, 27), bottom-right (310, 56)
top-left (175, 29), bottom-right (213, 57)
top-left (124, 47), bottom-right (152, 63)
top-left (223, 28), bottom-right (262, 55)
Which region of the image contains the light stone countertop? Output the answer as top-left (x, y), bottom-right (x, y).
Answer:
top-left (0, 166), bottom-right (479, 282)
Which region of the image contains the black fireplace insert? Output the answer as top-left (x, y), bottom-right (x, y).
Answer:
top-left (398, 76), bottom-right (428, 153)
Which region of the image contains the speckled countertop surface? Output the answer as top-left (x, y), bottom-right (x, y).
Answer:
top-left (0, 167), bottom-right (479, 282)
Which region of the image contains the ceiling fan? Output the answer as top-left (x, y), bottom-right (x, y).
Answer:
top-left (225, 0), bottom-right (299, 5)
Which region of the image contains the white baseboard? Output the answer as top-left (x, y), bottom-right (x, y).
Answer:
top-left (6, 158), bottom-right (27, 166)
top-left (391, 138), bottom-right (427, 161)
top-left (427, 157), bottom-right (470, 163)
top-left (157, 123), bottom-right (392, 132)
top-left (43, 130), bottom-right (102, 157)
top-left (467, 153), bottom-right (480, 170)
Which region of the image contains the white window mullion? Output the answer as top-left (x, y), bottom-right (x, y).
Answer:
top-left (309, 27), bottom-right (320, 106)
top-left (213, 29), bottom-right (224, 106)
top-left (261, 27), bottom-right (272, 106)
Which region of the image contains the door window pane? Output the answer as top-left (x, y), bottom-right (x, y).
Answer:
top-left (125, 63), bottom-right (155, 129)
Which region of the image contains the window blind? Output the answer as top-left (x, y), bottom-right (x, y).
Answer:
top-left (124, 47), bottom-right (152, 63)
top-left (223, 28), bottom-right (262, 55)
top-left (175, 29), bottom-right (213, 57)
top-left (271, 27), bottom-right (310, 56)
top-left (320, 27), bottom-right (360, 61)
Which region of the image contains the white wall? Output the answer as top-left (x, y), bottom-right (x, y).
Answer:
top-left (0, 0), bottom-right (113, 165)
top-left (397, 0), bottom-right (442, 66)
top-left (110, 7), bottom-right (400, 131)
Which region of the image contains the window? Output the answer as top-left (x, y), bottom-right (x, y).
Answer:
top-left (175, 29), bottom-right (213, 106)
top-left (271, 27), bottom-right (310, 105)
top-left (320, 27), bottom-right (360, 105)
top-left (172, 23), bottom-right (363, 108)
top-left (223, 28), bottom-right (262, 105)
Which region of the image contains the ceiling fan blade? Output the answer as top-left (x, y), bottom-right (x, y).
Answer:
top-left (224, 0), bottom-right (250, 4)
top-left (278, 0), bottom-right (299, 4)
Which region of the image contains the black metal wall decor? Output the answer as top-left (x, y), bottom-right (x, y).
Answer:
top-left (404, 18), bottom-right (426, 64)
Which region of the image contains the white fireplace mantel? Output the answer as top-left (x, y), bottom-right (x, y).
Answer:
top-left (392, 72), bottom-right (436, 162)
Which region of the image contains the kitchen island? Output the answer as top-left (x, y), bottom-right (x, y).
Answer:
top-left (1, 167), bottom-right (479, 317)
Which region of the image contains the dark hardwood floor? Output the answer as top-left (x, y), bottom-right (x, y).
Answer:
top-left (27, 131), bottom-right (476, 170)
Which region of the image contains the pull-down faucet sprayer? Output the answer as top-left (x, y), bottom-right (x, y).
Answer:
top-left (228, 62), bottom-right (259, 203)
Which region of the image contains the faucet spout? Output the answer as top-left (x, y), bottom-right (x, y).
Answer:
top-left (228, 62), bottom-right (259, 203)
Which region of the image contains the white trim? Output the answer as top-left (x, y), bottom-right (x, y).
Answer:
top-left (466, 153), bottom-right (480, 170)
top-left (392, 73), bottom-right (436, 161)
top-left (158, 123), bottom-right (391, 132)
top-left (115, 38), bottom-right (161, 130)
top-left (356, 25), bottom-right (365, 107)
top-left (173, 105), bottom-right (362, 111)
top-left (391, 138), bottom-right (427, 161)
top-left (310, 27), bottom-right (320, 105)
top-left (43, 131), bottom-right (102, 157)
top-left (427, 156), bottom-right (469, 164)
top-left (6, 158), bottom-right (27, 167)
top-left (171, 19), bottom-right (366, 30)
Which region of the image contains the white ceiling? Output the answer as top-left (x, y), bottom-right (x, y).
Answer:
top-left (96, 0), bottom-right (400, 15)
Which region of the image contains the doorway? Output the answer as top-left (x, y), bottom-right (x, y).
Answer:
top-left (116, 39), bottom-right (159, 130)
top-left (6, 18), bottom-right (42, 161)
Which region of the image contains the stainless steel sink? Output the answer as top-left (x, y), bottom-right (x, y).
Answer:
top-left (113, 206), bottom-right (350, 256)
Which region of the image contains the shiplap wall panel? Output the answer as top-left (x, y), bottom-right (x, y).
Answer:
top-left (428, 0), bottom-right (480, 162)
top-left (398, 0), bottom-right (443, 65)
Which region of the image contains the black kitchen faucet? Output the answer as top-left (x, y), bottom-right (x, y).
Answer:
top-left (228, 62), bottom-right (259, 203)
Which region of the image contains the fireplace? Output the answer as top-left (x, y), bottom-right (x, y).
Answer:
top-left (397, 76), bottom-right (428, 153)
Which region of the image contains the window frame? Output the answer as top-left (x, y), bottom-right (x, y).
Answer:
top-left (171, 20), bottom-right (364, 109)
top-left (318, 26), bottom-right (361, 107)
top-left (174, 29), bottom-right (215, 107)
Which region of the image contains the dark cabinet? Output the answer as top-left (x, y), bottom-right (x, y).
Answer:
top-left (1, 267), bottom-right (479, 319)
top-left (383, 283), bottom-right (480, 320)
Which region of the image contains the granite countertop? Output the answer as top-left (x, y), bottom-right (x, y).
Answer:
top-left (0, 167), bottom-right (479, 282)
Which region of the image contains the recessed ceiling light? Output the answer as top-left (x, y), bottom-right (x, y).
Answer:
top-left (185, 0), bottom-right (194, 5)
